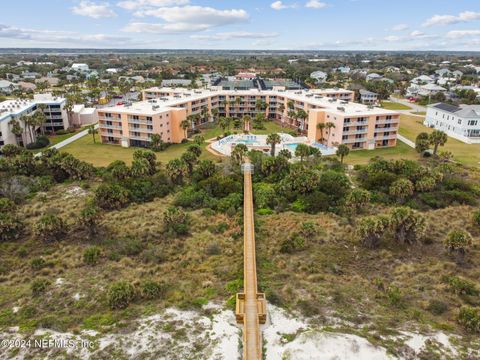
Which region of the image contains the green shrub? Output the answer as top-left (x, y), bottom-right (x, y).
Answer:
top-left (458, 306), bottom-right (480, 333)
top-left (205, 242), bottom-right (221, 255)
top-left (0, 198), bottom-right (15, 212)
top-left (257, 208), bottom-right (274, 215)
top-left (299, 221), bottom-right (316, 238)
top-left (427, 299), bottom-right (449, 315)
top-left (31, 278), bottom-right (50, 296)
top-left (0, 213), bottom-right (23, 242)
top-left (107, 281), bottom-right (136, 309)
top-left (94, 183), bottom-right (130, 210)
top-left (33, 213), bottom-right (65, 242)
top-left (163, 207), bottom-right (190, 236)
top-left (386, 285), bottom-right (402, 307)
top-left (446, 276), bottom-right (479, 296)
top-left (216, 193), bottom-right (242, 213)
top-left (30, 258), bottom-right (46, 270)
top-left (173, 187), bottom-right (210, 209)
top-left (279, 234), bottom-right (306, 253)
top-left (473, 210), bottom-right (480, 227)
top-left (141, 281), bottom-right (167, 300)
top-left (83, 246), bottom-right (102, 265)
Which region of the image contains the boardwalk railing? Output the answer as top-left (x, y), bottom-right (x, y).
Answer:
top-left (236, 160), bottom-right (266, 360)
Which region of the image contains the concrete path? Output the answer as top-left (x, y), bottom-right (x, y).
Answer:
top-left (389, 96), bottom-right (427, 115)
top-left (398, 134), bottom-right (415, 148)
top-left (35, 124), bottom-right (98, 157)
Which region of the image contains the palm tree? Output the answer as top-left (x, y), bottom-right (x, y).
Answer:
top-left (287, 110), bottom-right (297, 127)
top-left (64, 97), bottom-right (74, 128)
top-left (429, 130), bottom-right (448, 156)
top-left (317, 123), bottom-right (326, 144)
top-left (180, 119), bottom-right (190, 139)
top-left (287, 100), bottom-right (294, 110)
top-left (186, 114), bottom-right (196, 130)
top-left (88, 125), bottom-right (98, 144)
top-left (19, 115), bottom-right (31, 144)
top-left (325, 122), bottom-right (336, 145)
top-left (266, 133), bottom-right (281, 157)
top-left (36, 104), bottom-right (47, 135)
top-left (242, 115), bottom-right (252, 132)
top-left (295, 143), bottom-right (311, 163)
top-left (218, 117), bottom-right (228, 133)
top-left (211, 108), bottom-right (219, 123)
top-left (150, 133), bottom-right (164, 151)
top-left (166, 159), bottom-right (188, 184)
top-left (231, 143), bottom-right (248, 165)
top-left (296, 109), bottom-right (308, 132)
top-left (336, 144), bottom-right (350, 163)
top-left (9, 119), bottom-right (23, 146)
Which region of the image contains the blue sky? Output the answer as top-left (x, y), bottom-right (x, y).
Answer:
top-left (0, 0), bottom-right (480, 50)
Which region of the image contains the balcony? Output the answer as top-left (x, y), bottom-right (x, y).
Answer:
top-left (375, 126), bottom-right (399, 132)
top-left (129, 126), bottom-right (153, 133)
top-left (344, 121), bottom-right (369, 127)
top-left (130, 135), bottom-right (151, 141)
top-left (343, 137), bottom-right (367, 144)
top-left (128, 119), bottom-right (152, 125)
top-left (100, 124), bottom-right (123, 130)
top-left (100, 131), bottom-right (122, 138)
top-left (343, 129), bottom-right (368, 135)
top-left (374, 134), bottom-right (397, 140)
top-left (375, 119), bottom-right (399, 125)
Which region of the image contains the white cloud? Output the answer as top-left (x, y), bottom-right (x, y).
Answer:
top-left (305, 0), bottom-right (327, 9)
top-left (123, 5), bottom-right (249, 33)
top-left (116, 0), bottom-right (189, 10)
top-left (72, 1), bottom-right (116, 19)
top-left (191, 31), bottom-right (279, 41)
top-left (384, 35), bottom-right (400, 42)
top-left (392, 24), bottom-right (409, 31)
top-left (446, 30), bottom-right (480, 39)
top-left (0, 24), bottom-right (129, 45)
top-left (423, 11), bottom-right (480, 27)
top-left (271, 1), bottom-right (295, 10)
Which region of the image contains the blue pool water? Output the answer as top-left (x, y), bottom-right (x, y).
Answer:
top-left (285, 143), bottom-right (299, 151)
top-left (236, 140), bottom-right (258, 145)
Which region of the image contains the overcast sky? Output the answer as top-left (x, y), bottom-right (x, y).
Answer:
top-left (0, 0), bottom-right (479, 50)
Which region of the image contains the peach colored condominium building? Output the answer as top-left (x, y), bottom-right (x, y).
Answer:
top-left (99, 87), bottom-right (399, 150)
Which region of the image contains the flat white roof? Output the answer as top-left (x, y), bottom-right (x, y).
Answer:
top-left (105, 87), bottom-right (397, 118)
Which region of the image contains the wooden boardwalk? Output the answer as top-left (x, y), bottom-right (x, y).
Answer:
top-left (236, 161), bottom-right (266, 360)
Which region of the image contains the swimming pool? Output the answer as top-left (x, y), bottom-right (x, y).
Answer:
top-left (284, 143), bottom-right (299, 151)
top-left (212, 133), bottom-right (309, 156)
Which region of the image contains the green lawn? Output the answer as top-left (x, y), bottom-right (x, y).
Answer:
top-left (380, 101), bottom-right (412, 110)
top-left (399, 114), bottom-right (480, 167)
top-left (345, 141), bottom-right (418, 166)
top-left (60, 121), bottom-right (287, 167)
top-left (29, 129), bottom-right (84, 153)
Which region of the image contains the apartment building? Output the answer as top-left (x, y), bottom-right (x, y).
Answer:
top-left (0, 94), bottom-right (68, 147)
top-left (425, 103), bottom-right (480, 144)
top-left (99, 87), bottom-right (399, 150)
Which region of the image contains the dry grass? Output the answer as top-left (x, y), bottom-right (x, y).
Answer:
top-left (255, 206), bottom-right (480, 346)
top-left (0, 183), bottom-right (242, 333)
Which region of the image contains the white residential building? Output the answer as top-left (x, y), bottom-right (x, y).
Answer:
top-left (425, 103), bottom-right (480, 144)
top-left (310, 71), bottom-right (328, 83)
top-left (359, 89), bottom-right (378, 105)
top-left (411, 75), bottom-right (435, 85)
top-left (0, 94), bottom-right (68, 148)
top-left (0, 80), bottom-right (18, 94)
top-left (71, 63), bottom-right (89, 72)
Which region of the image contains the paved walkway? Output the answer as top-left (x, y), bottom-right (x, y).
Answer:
top-left (35, 124), bottom-right (98, 157)
top-left (397, 134), bottom-right (415, 148)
